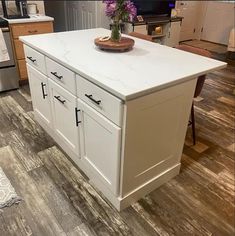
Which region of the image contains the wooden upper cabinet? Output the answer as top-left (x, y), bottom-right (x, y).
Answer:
top-left (11, 21), bottom-right (53, 39)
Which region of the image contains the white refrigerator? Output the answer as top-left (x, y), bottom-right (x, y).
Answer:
top-left (44, 1), bottom-right (109, 32)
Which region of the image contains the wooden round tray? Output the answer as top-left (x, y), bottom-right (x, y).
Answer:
top-left (94, 37), bottom-right (135, 52)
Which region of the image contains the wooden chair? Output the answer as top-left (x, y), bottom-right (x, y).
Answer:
top-left (176, 45), bottom-right (212, 145)
top-left (128, 32), bottom-right (153, 42)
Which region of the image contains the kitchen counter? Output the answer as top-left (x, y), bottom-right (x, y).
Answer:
top-left (20, 28), bottom-right (226, 101)
top-left (4, 14), bottom-right (54, 24)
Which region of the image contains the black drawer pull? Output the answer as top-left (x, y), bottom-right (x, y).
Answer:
top-left (41, 82), bottom-right (47, 99)
top-left (27, 56), bottom-right (36, 63)
top-left (28, 30), bottom-right (38, 33)
top-left (75, 108), bottom-right (81, 126)
top-left (54, 95), bottom-right (66, 104)
top-left (51, 72), bottom-right (63, 80)
top-left (85, 94), bottom-right (101, 105)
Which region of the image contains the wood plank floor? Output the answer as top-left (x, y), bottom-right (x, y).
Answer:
top-left (0, 62), bottom-right (234, 235)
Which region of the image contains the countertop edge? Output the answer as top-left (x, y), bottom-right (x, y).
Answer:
top-left (5, 15), bottom-right (54, 24)
top-left (20, 38), bottom-right (227, 101)
top-left (125, 63), bottom-right (227, 100)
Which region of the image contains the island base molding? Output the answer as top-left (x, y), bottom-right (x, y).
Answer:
top-left (92, 163), bottom-right (181, 211)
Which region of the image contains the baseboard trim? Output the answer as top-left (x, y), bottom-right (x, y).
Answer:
top-left (118, 163), bottom-right (181, 210)
top-left (90, 163), bottom-right (181, 211)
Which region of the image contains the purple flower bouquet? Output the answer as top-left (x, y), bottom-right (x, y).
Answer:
top-left (103, 0), bottom-right (137, 42)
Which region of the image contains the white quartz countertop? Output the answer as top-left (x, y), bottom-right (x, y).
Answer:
top-left (4, 14), bottom-right (54, 24)
top-left (20, 28), bottom-right (226, 100)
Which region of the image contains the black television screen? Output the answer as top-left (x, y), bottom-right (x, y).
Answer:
top-left (133, 1), bottom-right (176, 16)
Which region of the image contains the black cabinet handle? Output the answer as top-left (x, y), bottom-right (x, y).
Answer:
top-left (51, 72), bottom-right (63, 80)
top-left (54, 95), bottom-right (66, 104)
top-left (85, 94), bottom-right (101, 105)
top-left (27, 56), bottom-right (36, 63)
top-left (75, 108), bottom-right (81, 126)
top-left (41, 82), bottom-right (47, 99)
top-left (28, 30), bottom-right (38, 33)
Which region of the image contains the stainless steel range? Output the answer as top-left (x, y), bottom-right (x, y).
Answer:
top-left (0, 17), bottom-right (19, 92)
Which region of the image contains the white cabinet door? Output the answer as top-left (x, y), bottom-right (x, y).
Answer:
top-left (27, 64), bottom-right (52, 127)
top-left (49, 79), bottom-right (80, 156)
top-left (77, 98), bottom-right (121, 195)
top-left (165, 21), bottom-right (181, 47)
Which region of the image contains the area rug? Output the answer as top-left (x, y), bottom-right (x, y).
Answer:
top-left (0, 167), bottom-right (21, 209)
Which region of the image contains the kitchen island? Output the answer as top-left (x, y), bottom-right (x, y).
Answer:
top-left (20, 28), bottom-right (226, 210)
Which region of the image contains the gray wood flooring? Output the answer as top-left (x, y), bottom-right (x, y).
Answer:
top-left (0, 61), bottom-right (234, 235)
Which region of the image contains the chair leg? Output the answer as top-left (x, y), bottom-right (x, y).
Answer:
top-left (191, 103), bottom-right (196, 145)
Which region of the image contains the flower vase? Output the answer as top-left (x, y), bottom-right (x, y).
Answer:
top-left (110, 22), bottom-right (121, 43)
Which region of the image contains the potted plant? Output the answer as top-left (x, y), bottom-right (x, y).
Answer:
top-left (103, 0), bottom-right (137, 42)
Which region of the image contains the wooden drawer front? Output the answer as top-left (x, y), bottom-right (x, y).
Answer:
top-left (11, 22), bottom-right (53, 39)
top-left (15, 39), bottom-right (25, 59)
top-left (24, 45), bottom-right (46, 74)
top-left (76, 75), bottom-right (123, 126)
top-left (46, 57), bottom-right (76, 95)
top-left (18, 59), bottom-right (27, 80)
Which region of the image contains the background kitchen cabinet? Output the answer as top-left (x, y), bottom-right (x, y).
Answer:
top-left (10, 21), bottom-right (53, 82)
top-left (200, 1), bottom-right (235, 45)
top-left (176, 1), bottom-right (200, 41)
top-left (165, 21), bottom-right (181, 47)
top-left (27, 64), bottom-right (52, 127)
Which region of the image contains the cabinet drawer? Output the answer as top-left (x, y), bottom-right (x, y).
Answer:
top-left (14, 39), bottom-right (25, 59)
top-left (24, 45), bottom-right (46, 74)
top-left (18, 59), bottom-right (27, 80)
top-left (46, 57), bottom-right (76, 95)
top-left (76, 76), bottom-right (123, 126)
top-left (11, 21), bottom-right (53, 39)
